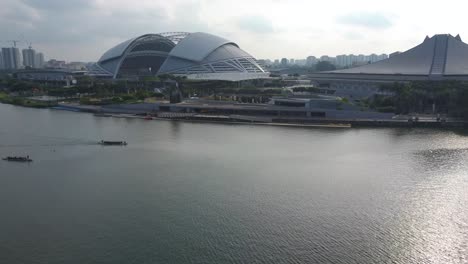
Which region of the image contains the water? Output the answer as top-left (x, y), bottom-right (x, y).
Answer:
top-left (1, 103), bottom-right (468, 263)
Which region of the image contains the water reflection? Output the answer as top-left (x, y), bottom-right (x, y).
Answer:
top-left (2, 104), bottom-right (468, 263)
top-left (413, 148), bottom-right (468, 174)
top-left (169, 121), bottom-right (181, 139)
top-left (395, 147), bottom-right (468, 263)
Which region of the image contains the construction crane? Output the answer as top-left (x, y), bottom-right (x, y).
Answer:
top-left (7, 40), bottom-right (21, 47)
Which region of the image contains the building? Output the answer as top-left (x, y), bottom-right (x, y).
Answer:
top-left (333, 54), bottom-right (388, 67)
top-left (306, 56), bottom-right (318, 66)
top-left (309, 34), bottom-right (468, 98)
top-left (15, 69), bottom-right (78, 87)
top-left (46, 59), bottom-right (66, 69)
top-left (280, 58), bottom-right (289, 66)
top-left (86, 96), bottom-right (392, 121)
top-left (34, 53), bottom-right (45, 68)
top-left (295, 59), bottom-right (306, 66)
top-left (22, 48), bottom-right (36, 68)
top-left (320, 55), bottom-right (334, 63)
top-left (90, 32), bottom-right (269, 81)
top-left (65, 62), bottom-right (87, 70)
top-left (0, 51), bottom-right (3, 69)
top-left (336, 55), bottom-right (347, 67)
top-left (389, 51), bottom-right (401, 58)
top-left (357, 54), bottom-right (365, 63)
top-left (378, 54), bottom-right (389, 61)
top-left (2, 47), bottom-right (21, 69)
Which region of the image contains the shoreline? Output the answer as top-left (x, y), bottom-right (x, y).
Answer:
top-left (92, 113), bottom-right (353, 128)
top-left (3, 102), bottom-right (468, 129)
top-left (53, 103), bottom-right (468, 129)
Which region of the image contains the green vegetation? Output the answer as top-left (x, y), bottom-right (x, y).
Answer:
top-left (0, 73), bottom-right (278, 107)
top-left (370, 81), bottom-right (468, 117)
top-left (79, 90), bottom-right (165, 105)
top-left (315, 61), bottom-right (337, 72)
top-left (0, 92), bottom-right (56, 107)
top-left (292, 87), bottom-right (322, 93)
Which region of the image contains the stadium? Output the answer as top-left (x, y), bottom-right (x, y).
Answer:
top-left (309, 34), bottom-right (468, 98)
top-left (90, 32), bottom-right (269, 81)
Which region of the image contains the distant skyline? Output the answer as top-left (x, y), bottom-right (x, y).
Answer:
top-left (2, 0), bottom-right (468, 62)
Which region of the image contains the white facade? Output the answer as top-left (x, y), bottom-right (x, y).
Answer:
top-left (35, 53), bottom-right (45, 68)
top-left (331, 53), bottom-right (388, 67)
top-left (22, 48), bottom-right (36, 68)
top-left (306, 56), bottom-right (318, 66)
top-left (94, 32), bottom-right (268, 80)
top-left (2, 47), bottom-right (21, 69)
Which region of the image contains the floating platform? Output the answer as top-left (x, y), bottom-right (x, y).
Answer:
top-left (99, 140), bottom-right (127, 146)
top-left (2, 156), bottom-right (33, 162)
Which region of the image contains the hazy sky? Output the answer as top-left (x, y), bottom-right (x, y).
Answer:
top-left (2, 0), bottom-right (467, 62)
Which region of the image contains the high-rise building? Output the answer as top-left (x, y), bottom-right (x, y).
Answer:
top-left (336, 55), bottom-right (346, 67)
top-left (378, 54), bottom-right (388, 60)
top-left (348, 55), bottom-right (356, 66)
top-left (295, 59), bottom-right (306, 66)
top-left (357, 54), bottom-right (365, 63)
top-left (389, 51), bottom-right (401, 58)
top-left (320, 55), bottom-right (336, 64)
top-left (0, 51), bottom-right (4, 70)
top-left (2, 47), bottom-right (21, 69)
top-left (280, 58), bottom-right (288, 66)
top-left (369, 54), bottom-right (379, 63)
top-left (306, 56), bottom-right (318, 66)
top-left (34, 53), bottom-right (45, 68)
top-left (22, 48), bottom-right (36, 68)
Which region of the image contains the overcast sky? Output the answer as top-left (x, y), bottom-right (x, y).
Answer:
top-left (1, 0), bottom-right (467, 62)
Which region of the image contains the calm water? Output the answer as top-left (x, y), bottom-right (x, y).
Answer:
top-left (1, 103), bottom-right (468, 263)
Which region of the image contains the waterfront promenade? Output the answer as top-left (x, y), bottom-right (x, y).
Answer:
top-left (53, 102), bottom-right (466, 128)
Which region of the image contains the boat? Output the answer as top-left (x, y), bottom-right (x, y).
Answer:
top-left (99, 140), bottom-right (127, 146)
top-left (2, 156), bottom-right (33, 162)
top-left (94, 113), bottom-right (112, 117)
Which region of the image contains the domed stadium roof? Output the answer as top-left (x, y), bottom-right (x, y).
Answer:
top-left (93, 32), bottom-right (268, 81)
top-left (329, 34), bottom-right (468, 76)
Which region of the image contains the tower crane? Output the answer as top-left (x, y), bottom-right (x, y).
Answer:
top-left (7, 40), bottom-right (21, 47)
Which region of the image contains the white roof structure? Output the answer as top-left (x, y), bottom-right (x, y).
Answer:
top-left (327, 34), bottom-right (468, 77)
top-left (92, 32), bottom-right (269, 81)
top-left (164, 32), bottom-right (237, 62)
top-left (309, 34), bottom-right (468, 86)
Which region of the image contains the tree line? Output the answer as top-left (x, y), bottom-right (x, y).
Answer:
top-left (369, 81), bottom-right (468, 117)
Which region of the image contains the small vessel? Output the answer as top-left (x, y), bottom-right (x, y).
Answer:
top-left (94, 113), bottom-right (112, 117)
top-left (144, 116), bottom-right (153, 120)
top-left (99, 140), bottom-right (127, 146)
top-left (2, 156), bottom-right (33, 162)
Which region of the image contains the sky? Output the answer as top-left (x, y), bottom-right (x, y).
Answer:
top-left (1, 0), bottom-right (468, 62)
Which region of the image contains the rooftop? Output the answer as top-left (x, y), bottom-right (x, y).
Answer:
top-left (327, 34), bottom-right (468, 77)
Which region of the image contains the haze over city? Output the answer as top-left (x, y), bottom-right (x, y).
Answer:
top-left (2, 0), bottom-right (468, 61)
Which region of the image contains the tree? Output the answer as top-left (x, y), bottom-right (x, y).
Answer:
top-left (315, 61), bottom-right (336, 72)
